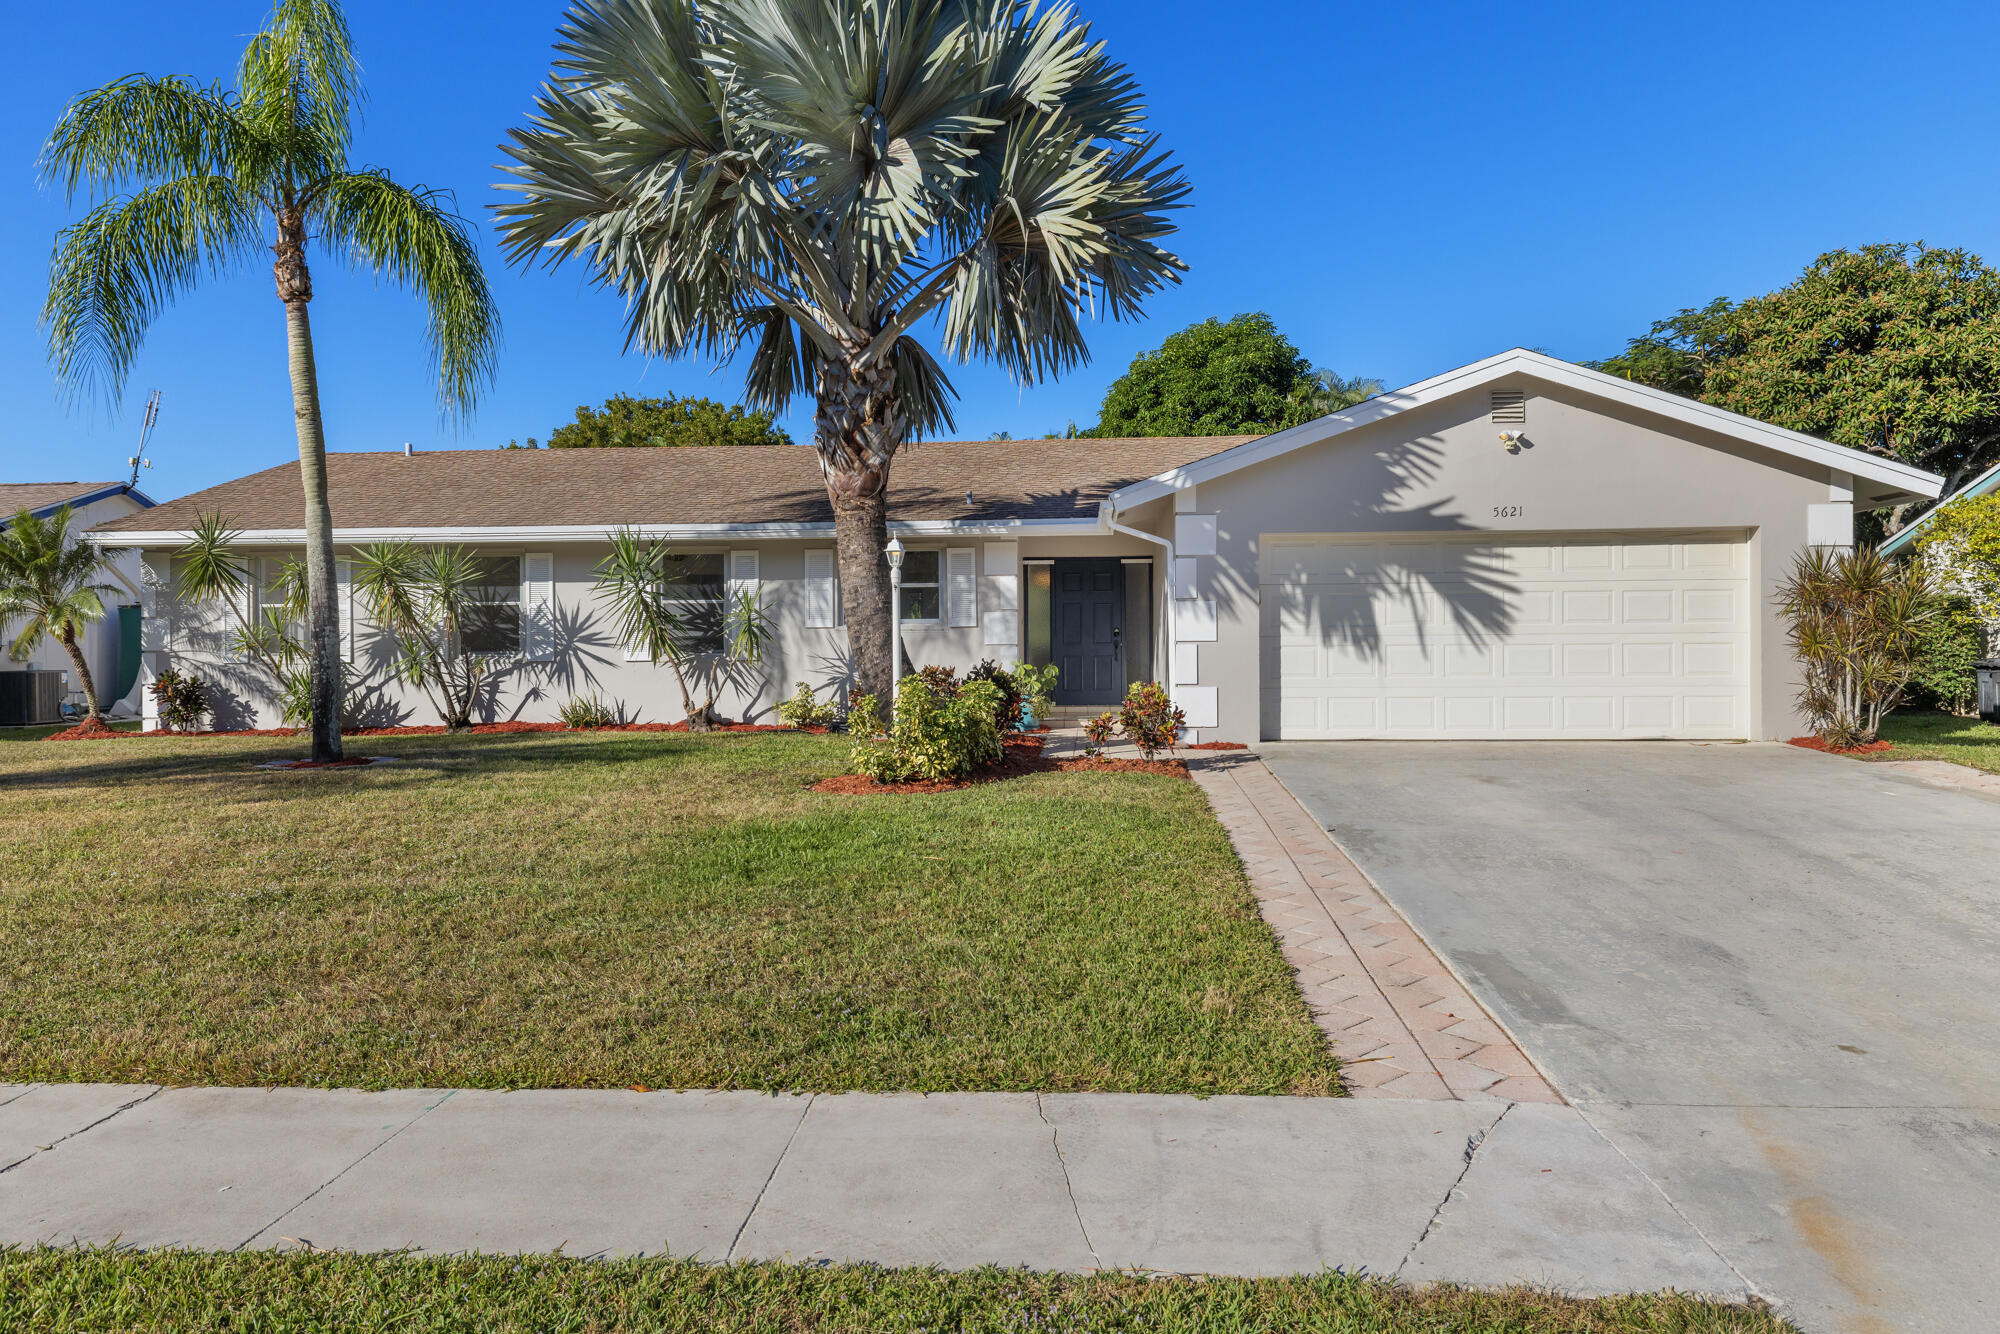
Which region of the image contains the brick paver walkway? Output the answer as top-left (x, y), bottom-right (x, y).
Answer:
top-left (1184, 751), bottom-right (1561, 1103)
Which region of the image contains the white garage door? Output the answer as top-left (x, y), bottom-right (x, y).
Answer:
top-left (1261, 533), bottom-right (1750, 739)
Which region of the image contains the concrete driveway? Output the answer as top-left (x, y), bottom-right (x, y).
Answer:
top-left (1261, 741), bottom-right (2000, 1334)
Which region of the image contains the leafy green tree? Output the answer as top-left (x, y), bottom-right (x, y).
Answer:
top-left (544, 394), bottom-right (791, 449)
top-left (1591, 246), bottom-right (2000, 494)
top-left (1091, 313), bottom-right (1375, 436)
top-left (497, 0), bottom-right (1187, 701)
top-left (41, 0), bottom-right (498, 761)
top-left (1095, 313), bottom-right (1308, 436)
top-left (0, 506), bottom-right (129, 721)
top-left (1913, 491), bottom-right (2000, 627)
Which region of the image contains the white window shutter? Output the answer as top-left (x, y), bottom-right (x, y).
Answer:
top-left (521, 553), bottom-right (554, 662)
top-left (335, 559), bottom-right (354, 662)
top-left (803, 548), bottom-right (837, 628)
top-left (946, 547), bottom-right (976, 627)
top-left (729, 549), bottom-right (760, 639)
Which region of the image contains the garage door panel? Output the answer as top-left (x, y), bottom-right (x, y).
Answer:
top-left (1263, 533), bottom-right (1749, 740)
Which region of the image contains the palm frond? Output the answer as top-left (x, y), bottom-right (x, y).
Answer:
top-left (315, 169), bottom-right (500, 418)
top-left (237, 0), bottom-right (363, 174)
top-left (43, 177), bottom-right (262, 404)
top-left (39, 76), bottom-right (275, 203)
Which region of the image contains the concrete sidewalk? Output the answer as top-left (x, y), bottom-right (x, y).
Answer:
top-left (0, 1082), bottom-right (1745, 1296)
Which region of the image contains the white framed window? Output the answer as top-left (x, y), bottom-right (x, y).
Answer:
top-left (663, 551), bottom-right (727, 652)
top-left (463, 555), bottom-right (523, 655)
top-left (899, 548), bottom-right (941, 622)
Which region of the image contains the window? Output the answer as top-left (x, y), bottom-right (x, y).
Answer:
top-left (899, 549), bottom-right (940, 621)
top-left (661, 552), bottom-right (726, 652)
top-left (462, 555), bottom-right (522, 654)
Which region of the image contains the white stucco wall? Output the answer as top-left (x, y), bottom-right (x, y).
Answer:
top-left (1170, 377), bottom-right (1847, 742)
top-left (140, 534), bottom-right (1154, 729)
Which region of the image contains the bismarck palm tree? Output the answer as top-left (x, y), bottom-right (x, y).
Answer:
top-left (41, 0), bottom-right (498, 761)
top-left (498, 0), bottom-right (1187, 700)
top-left (0, 507), bottom-right (130, 723)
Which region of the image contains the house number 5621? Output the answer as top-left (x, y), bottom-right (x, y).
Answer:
top-left (1492, 505), bottom-right (1524, 518)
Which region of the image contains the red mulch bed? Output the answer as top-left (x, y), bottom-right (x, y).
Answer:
top-left (1184, 741), bottom-right (1248, 750)
top-left (47, 720), bottom-right (813, 741)
top-left (812, 735), bottom-right (1189, 795)
top-left (1787, 736), bottom-right (1895, 756)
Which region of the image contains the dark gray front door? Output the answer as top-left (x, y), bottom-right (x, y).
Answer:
top-left (1052, 558), bottom-right (1124, 706)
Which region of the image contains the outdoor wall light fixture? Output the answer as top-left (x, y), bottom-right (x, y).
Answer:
top-left (1498, 431), bottom-right (1526, 454)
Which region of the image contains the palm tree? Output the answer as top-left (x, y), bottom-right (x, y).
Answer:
top-left (41, 0), bottom-right (498, 761)
top-left (497, 0), bottom-right (1186, 700)
top-left (1284, 368), bottom-right (1382, 426)
top-left (0, 507), bottom-right (130, 722)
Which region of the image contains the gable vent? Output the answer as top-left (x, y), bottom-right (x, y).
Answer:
top-left (1490, 389), bottom-right (1527, 424)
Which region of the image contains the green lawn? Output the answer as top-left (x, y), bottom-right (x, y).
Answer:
top-left (0, 1249), bottom-right (1795, 1333)
top-left (1873, 710), bottom-right (2000, 773)
top-left (0, 730), bottom-right (1337, 1095)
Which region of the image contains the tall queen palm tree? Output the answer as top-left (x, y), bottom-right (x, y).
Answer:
top-left (41, 0), bottom-right (498, 761)
top-left (498, 0), bottom-right (1187, 700)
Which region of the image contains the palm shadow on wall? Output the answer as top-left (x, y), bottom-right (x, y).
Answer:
top-left (1209, 433), bottom-right (1519, 662)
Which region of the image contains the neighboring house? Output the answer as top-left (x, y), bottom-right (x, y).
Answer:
top-left (1878, 458), bottom-right (2000, 655)
top-left (2, 481), bottom-right (156, 721)
top-left (88, 350), bottom-right (1942, 743)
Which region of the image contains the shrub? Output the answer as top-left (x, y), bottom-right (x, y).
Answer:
top-left (1010, 661), bottom-right (1059, 727)
top-left (1116, 680), bottom-right (1186, 759)
top-left (1081, 711), bottom-right (1116, 757)
top-left (558, 694), bottom-right (619, 729)
top-left (1907, 595), bottom-right (1987, 716)
top-left (913, 664), bottom-right (960, 698)
top-left (964, 659), bottom-right (1022, 731)
top-left (776, 681), bottom-right (840, 730)
top-left (847, 675), bottom-right (1003, 783)
top-left (1777, 546), bottom-right (1937, 748)
top-left (147, 668), bottom-right (210, 733)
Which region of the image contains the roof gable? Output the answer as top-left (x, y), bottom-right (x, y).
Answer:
top-left (0, 481), bottom-right (155, 522)
top-left (1103, 350), bottom-right (1944, 514)
top-left (1879, 457), bottom-right (2000, 556)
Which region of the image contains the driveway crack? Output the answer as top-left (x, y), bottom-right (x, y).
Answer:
top-left (0, 1085), bottom-right (164, 1178)
top-left (236, 1089), bottom-right (457, 1252)
top-left (1394, 1102), bottom-right (1509, 1277)
top-left (725, 1094), bottom-right (813, 1262)
top-left (1035, 1094), bottom-right (1101, 1271)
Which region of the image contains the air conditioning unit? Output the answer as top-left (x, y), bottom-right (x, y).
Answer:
top-left (0, 670), bottom-right (67, 727)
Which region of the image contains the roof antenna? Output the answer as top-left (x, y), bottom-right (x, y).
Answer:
top-left (128, 390), bottom-right (161, 487)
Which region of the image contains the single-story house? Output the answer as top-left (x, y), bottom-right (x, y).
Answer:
top-left (3, 480), bottom-right (155, 723)
top-left (88, 350), bottom-right (1942, 742)
top-left (1878, 456), bottom-right (2000, 656)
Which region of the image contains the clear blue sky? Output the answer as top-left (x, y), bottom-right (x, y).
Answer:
top-left (5, 0), bottom-right (1999, 502)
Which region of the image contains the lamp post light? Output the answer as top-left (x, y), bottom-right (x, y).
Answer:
top-left (883, 536), bottom-right (905, 722)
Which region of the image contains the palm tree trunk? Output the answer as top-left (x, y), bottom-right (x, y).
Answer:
top-left (818, 357), bottom-right (903, 702)
top-left (274, 207), bottom-right (344, 762)
top-left (56, 628), bottom-right (103, 721)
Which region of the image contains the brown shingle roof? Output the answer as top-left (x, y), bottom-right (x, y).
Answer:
top-left (1, 482), bottom-right (127, 515)
top-left (90, 439), bottom-right (1252, 534)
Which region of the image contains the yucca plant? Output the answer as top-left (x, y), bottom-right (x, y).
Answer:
top-left (0, 506), bottom-right (129, 721)
top-left (171, 511), bottom-right (309, 682)
top-left (41, 0), bottom-right (498, 761)
top-left (350, 542), bottom-right (505, 730)
top-left (593, 528), bottom-right (770, 731)
top-left (497, 0), bottom-right (1187, 701)
top-left (1777, 545), bottom-right (1939, 749)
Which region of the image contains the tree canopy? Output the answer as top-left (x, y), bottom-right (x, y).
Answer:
top-left (1591, 244), bottom-right (2000, 493)
top-left (523, 394), bottom-right (792, 449)
top-left (1092, 313), bottom-right (1377, 437)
